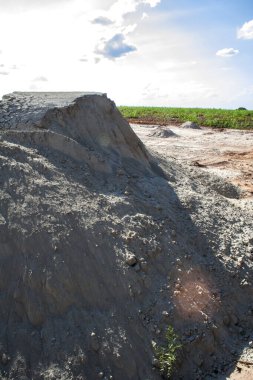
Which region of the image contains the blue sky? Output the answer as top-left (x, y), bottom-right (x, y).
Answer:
top-left (0, 0), bottom-right (252, 108)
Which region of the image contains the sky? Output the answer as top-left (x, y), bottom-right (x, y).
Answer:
top-left (0, 0), bottom-right (252, 108)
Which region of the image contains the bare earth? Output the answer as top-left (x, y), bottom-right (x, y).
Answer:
top-left (132, 123), bottom-right (253, 379)
top-left (131, 124), bottom-right (253, 198)
top-left (0, 94), bottom-right (253, 379)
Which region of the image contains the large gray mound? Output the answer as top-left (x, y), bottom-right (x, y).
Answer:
top-left (0, 93), bottom-right (253, 380)
top-left (0, 92), bottom-right (152, 174)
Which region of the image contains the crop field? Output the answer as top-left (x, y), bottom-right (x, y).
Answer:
top-left (118, 106), bottom-right (253, 130)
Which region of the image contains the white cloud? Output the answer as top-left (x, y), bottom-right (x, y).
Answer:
top-left (141, 12), bottom-right (148, 20)
top-left (216, 48), bottom-right (239, 58)
top-left (96, 33), bottom-right (137, 59)
top-left (90, 0), bottom-right (156, 60)
top-left (143, 0), bottom-right (160, 7)
top-left (92, 16), bottom-right (114, 25)
top-left (109, 0), bottom-right (139, 19)
top-left (100, 0), bottom-right (160, 23)
top-left (237, 19), bottom-right (253, 40)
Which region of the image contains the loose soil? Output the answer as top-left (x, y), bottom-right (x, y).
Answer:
top-left (131, 124), bottom-right (253, 198)
top-left (131, 122), bottom-right (253, 380)
top-left (0, 94), bottom-right (252, 380)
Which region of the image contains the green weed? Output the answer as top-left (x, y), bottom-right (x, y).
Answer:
top-left (153, 325), bottom-right (182, 379)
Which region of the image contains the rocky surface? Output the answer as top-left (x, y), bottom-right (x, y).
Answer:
top-left (0, 93), bottom-right (253, 380)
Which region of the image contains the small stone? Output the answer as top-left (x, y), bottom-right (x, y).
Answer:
top-left (152, 358), bottom-right (160, 368)
top-left (162, 311), bottom-right (169, 319)
top-left (237, 257), bottom-right (244, 268)
top-left (240, 279), bottom-right (249, 287)
top-left (125, 254), bottom-right (137, 266)
top-left (98, 372), bottom-right (104, 379)
top-left (249, 341), bottom-right (253, 348)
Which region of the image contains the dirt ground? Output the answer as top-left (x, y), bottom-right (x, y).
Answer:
top-left (131, 124), bottom-right (253, 198)
top-left (132, 122), bottom-right (253, 379)
top-left (1, 93), bottom-right (253, 379)
top-left (227, 363), bottom-right (253, 380)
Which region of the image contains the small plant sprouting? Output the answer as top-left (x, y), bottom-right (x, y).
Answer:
top-left (152, 325), bottom-right (182, 379)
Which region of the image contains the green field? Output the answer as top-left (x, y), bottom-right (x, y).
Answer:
top-left (118, 106), bottom-right (253, 130)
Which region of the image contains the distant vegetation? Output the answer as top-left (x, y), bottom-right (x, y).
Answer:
top-left (118, 106), bottom-right (253, 130)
